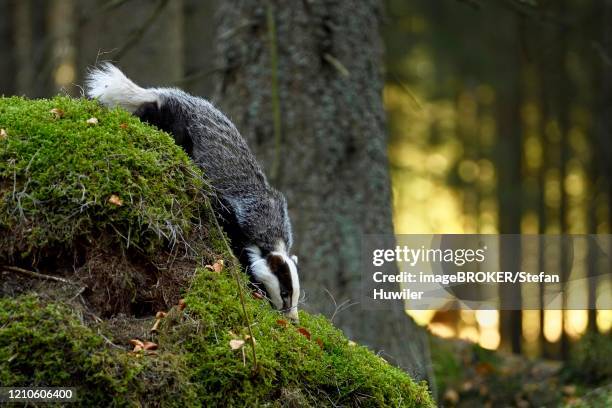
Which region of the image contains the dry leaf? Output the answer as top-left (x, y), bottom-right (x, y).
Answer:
top-left (296, 327), bottom-right (311, 340)
top-left (0, 129), bottom-right (6, 140)
top-left (86, 117), bottom-right (99, 125)
top-left (129, 339), bottom-right (144, 348)
top-left (108, 194), bottom-right (123, 206)
top-left (315, 338), bottom-right (324, 349)
top-left (276, 319), bottom-right (288, 327)
top-left (120, 123), bottom-right (128, 129)
top-left (143, 341), bottom-right (158, 351)
top-left (244, 335), bottom-right (256, 345)
top-left (49, 108), bottom-right (64, 119)
top-left (229, 339), bottom-right (245, 350)
top-left (443, 389), bottom-right (459, 405)
top-left (178, 298), bottom-right (187, 311)
top-left (205, 260), bottom-right (224, 273)
top-left (252, 290), bottom-right (264, 299)
top-left (213, 260), bottom-right (224, 272)
top-left (132, 345), bottom-right (143, 352)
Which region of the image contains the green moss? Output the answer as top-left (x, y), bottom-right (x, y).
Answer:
top-left (0, 295), bottom-right (198, 407)
top-left (567, 332), bottom-right (612, 385)
top-left (0, 96), bottom-right (206, 258)
top-left (0, 97), bottom-right (434, 407)
top-left (158, 267), bottom-right (433, 407)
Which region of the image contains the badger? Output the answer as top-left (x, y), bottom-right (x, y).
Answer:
top-left (85, 63), bottom-right (300, 321)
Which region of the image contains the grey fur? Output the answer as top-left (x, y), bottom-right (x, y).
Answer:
top-left (85, 64), bottom-right (299, 320)
top-left (157, 89), bottom-right (293, 252)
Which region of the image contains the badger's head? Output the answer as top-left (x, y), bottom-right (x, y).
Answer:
top-left (245, 244), bottom-right (300, 322)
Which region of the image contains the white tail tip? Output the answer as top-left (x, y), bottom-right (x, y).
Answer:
top-left (85, 63), bottom-right (157, 112)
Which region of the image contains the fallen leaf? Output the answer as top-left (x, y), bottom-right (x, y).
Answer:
top-left (205, 260), bottom-right (224, 273)
top-left (252, 291), bottom-right (264, 299)
top-left (49, 108), bottom-right (64, 119)
top-left (315, 338), bottom-right (324, 349)
top-left (213, 260), bottom-right (224, 272)
top-left (276, 319), bottom-right (288, 327)
top-left (229, 339), bottom-right (245, 350)
top-left (443, 389), bottom-right (459, 405)
top-left (0, 129), bottom-right (6, 140)
top-left (178, 298), bottom-right (186, 311)
top-left (297, 327), bottom-right (311, 340)
top-left (108, 194), bottom-right (123, 206)
top-left (86, 117), bottom-right (99, 125)
top-left (120, 123), bottom-right (128, 129)
top-left (143, 341), bottom-right (158, 350)
top-left (133, 345), bottom-right (143, 352)
top-left (244, 335), bottom-right (256, 345)
top-left (129, 339), bottom-right (144, 348)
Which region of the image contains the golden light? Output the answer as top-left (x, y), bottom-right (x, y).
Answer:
top-left (479, 327), bottom-right (500, 350)
top-left (54, 63), bottom-right (75, 87)
top-left (459, 326), bottom-right (479, 343)
top-left (524, 135), bottom-right (542, 170)
top-left (522, 310), bottom-right (540, 342)
top-left (544, 169), bottom-right (561, 209)
top-left (458, 159), bottom-right (479, 183)
top-left (429, 323), bottom-right (456, 339)
top-left (564, 172), bottom-right (584, 198)
top-left (407, 310), bottom-right (436, 326)
top-left (475, 310), bottom-right (498, 328)
top-left (460, 310), bottom-right (476, 324)
top-left (564, 310), bottom-right (588, 339)
top-left (521, 211), bottom-right (539, 234)
top-left (597, 310), bottom-right (612, 333)
top-left (543, 310), bottom-right (563, 343)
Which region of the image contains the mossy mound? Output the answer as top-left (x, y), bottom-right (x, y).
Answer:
top-left (0, 97), bottom-right (433, 407)
top-left (1, 269), bottom-right (433, 407)
top-left (0, 96), bottom-right (215, 315)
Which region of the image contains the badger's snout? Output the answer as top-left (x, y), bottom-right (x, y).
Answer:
top-left (284, 307), bottom-right (299, 323)
top-left (246, 244), bottom-right (300, 320)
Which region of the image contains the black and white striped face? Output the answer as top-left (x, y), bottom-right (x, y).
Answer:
top-left (246, 245), bottom-right (300, 322)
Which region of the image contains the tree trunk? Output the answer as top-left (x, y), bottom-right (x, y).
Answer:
top-left (0, 0), bottom-right (16, 96)
top-left (181, 0), bottom-right (218, 96)
top-left (497, 14), bottom-right (523, 354)
top-left (213, 0), bottom-right (435, 387)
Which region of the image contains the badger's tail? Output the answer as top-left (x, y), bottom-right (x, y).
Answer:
top-left (85, 63), bottom-right (158, 113)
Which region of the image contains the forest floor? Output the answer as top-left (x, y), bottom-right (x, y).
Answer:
top-left (431, 333), bottom-right (612, 407)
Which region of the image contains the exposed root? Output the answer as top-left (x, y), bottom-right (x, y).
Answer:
top-left (2, 265), bottom-right (81, 286)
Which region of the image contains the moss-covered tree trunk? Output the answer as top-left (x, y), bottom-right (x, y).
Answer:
top-left (214, 0), bottom-right (434, 385)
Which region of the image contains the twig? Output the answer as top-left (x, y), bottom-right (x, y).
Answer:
top-left (204, 199), bottom-right (258, 372)
top-left (323, 53), bottom-right (350, 78)
top-left (2, 265), bottom-right (79, 286)
top-left (98, 331), bottom-right (124, 350)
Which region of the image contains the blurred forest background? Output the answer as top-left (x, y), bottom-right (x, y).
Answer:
top-left (0, 0), bottom-right (611, 405)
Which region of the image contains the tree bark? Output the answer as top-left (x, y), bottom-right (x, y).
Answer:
top-left (497, 14), bottom-right (523, 355)
top-left (181, 0), bottom-right (218, 96)
top-left (213, 0), bottom-right (434, 386)
top-left (0, 0), bottom-right (16, 96)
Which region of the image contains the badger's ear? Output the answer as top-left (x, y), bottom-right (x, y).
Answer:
top-left (291, 255), bottom-right (298, 266)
